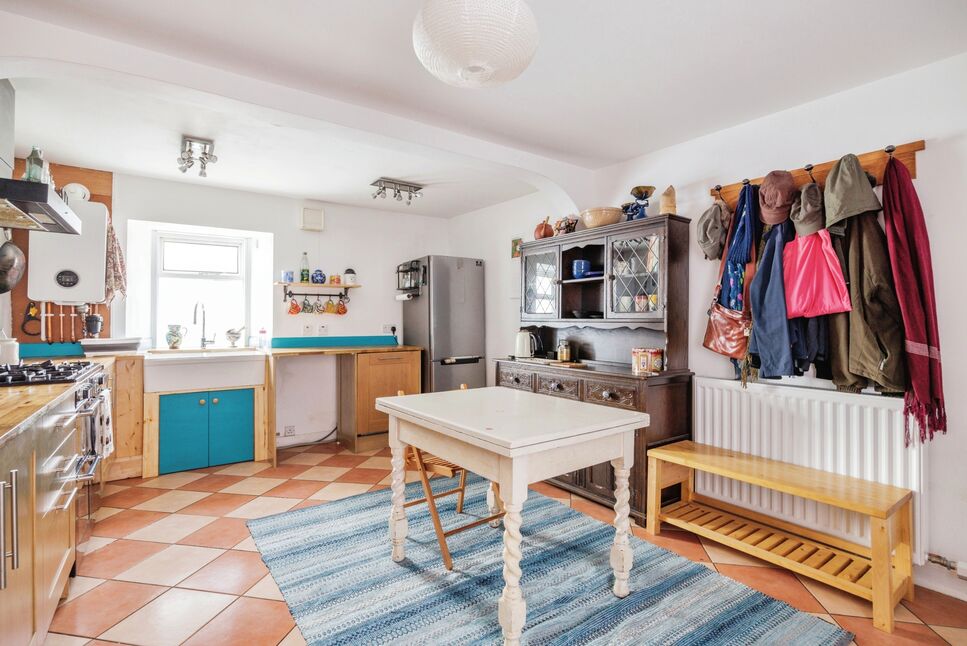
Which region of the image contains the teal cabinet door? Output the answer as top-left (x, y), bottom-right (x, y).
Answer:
top-left (159, 391), bottom-right (210, 475)
top-left (208, 388), bottom-right (254, 467)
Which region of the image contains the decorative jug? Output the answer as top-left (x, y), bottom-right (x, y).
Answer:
top-left (165, 324), bottom-right (188, 349)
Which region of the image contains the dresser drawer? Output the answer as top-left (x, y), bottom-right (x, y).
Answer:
top-left (497, 366), bottom-right (533, 391)
top-left (583, 378), bottom-right (638, 410)
top-left (536, 373), bottom-right (581, 400)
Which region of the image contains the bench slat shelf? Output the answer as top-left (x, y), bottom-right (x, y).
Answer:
top-left (645, 440), bottom-right (914, 634)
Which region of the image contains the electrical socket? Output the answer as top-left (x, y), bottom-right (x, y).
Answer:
top-left (302, 323), bottom-right (313, 336)
top-left (284, 425), bottom-right (296, 437)
top-left (382, 324), bottom-right (398, 335)
top-left (317, 324), bottom-right (328, 336)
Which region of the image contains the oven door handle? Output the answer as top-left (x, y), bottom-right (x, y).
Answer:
top-left (52, 486), bottom-right (78, 512)
top-left (65, 455), bottom-right (101, 483)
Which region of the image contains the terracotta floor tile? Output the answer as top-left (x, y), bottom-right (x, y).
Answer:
top-left (177, 474), bottom-right (246, 492)
top-left (700, 538), bottom-right (776, 568)
top-left (49, 580), bottom-right (166, 638)
top-left (369, 485), bottom-right (390, 492)
top-left (244, 573), bottom-right (284, 600)
top-left (178, 550), bottom-right (269, 595)
top-left (138, 471), bottom-right (207, 489)
top-left (99, 587), bottom-right (236, 646)
top-left (308, 482), bottom-right (372, 501)
top-left (569, 495), bottom-right (615, 525)
top-left (115, 545), bottom-right (225, 586)
top-left (336, 467), bottom-right (391, 484)
top-left (359, 456), bottom-right (392, 469)
top-left (43, 634), bottom-right (90, 646)
top-left (99, 486), bottom-right (166, 509)
top-left (302, 442), bottom-right (343, 454)
top-left (78, 536), bottom-right (116, 554)
top-left (112, 476), bottom-right (148, 487)
top-left (233, 536), bottom-right (259, 551)
top-left (178, 493), bottom-right (256, 516)
top-left (133, 489), bottom-right (212, 513)
top-left (179, 517), bottom-right (252, 549)
top-left (61, 576), bottom-right (105, 604)
top-left (930, 625), bottom-right (967, 645)
top-left (263, 479), bottom-right (326, 498)
top-left (529, 481), bottom-right (570, 501)
top-left (280, 452), bottom-right (328, 465)
top-left (214, 461), bottom-right (271, 476)
top-left (292, 465), bottom-right (350, 481)
top-left (126, 514), bottom-right (218, 544)
top-left (290, 499), bottom-right (326, 510)
top-left (716, 564), bottom-right (824, 613)
top-left (375, 447), bottom-right (393, 457)
top-left (799, 575), bottom-right (921, 623)
top-left (632, 526), bottom-right (711, 562)
top-left (183, 597), bottom-right (294, 646)
top-left (226, 496), bottom-right (301, 519)
top-left (321, 454), bottom-right (369, 468)
top-left (77, 539), bottom-right (169, 579)
top-left (220, 476), bottom-right (286, 495)
top-left (255, 464), bottom-right (312, 479)
top-left (832, 614), bottom-right (947, 645)
top-left (279, 626), bottom-right (308, 646)
top-left (901, 585), bottom-right (967, 628)
top-left (92, 509), bottom-right (169, 538)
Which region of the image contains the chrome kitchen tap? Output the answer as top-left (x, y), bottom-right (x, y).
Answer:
top-left (193, 301), bottom-right (216, 349)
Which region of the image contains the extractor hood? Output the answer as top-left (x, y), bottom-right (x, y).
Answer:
top-left (0, 178), bottom-right (82, 235)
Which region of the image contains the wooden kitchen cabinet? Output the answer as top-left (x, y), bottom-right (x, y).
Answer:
top-left (0, 431), bottom-right (34, 646)
top-left (338, 350), bottom-right (420, 453)
top-left (158, 389), bottom-right (255, 475)
top-left (495, 360), bottom-right (692, 523)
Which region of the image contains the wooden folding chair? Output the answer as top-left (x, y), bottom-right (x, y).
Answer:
top-left (398, 385), bottom-right (504, 570)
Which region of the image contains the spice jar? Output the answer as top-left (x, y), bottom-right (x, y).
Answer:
top-left (556, 339), bottom-right (571, 362)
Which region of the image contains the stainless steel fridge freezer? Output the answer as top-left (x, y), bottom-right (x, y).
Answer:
top-left (400, 255), bottom-right (486, 393)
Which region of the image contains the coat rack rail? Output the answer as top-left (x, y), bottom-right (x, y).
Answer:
top-left (710, 140), bottom-right (925, 210)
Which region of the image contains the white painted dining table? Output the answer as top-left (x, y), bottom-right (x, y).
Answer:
top-left (375, 386), bottom-right (650, 646)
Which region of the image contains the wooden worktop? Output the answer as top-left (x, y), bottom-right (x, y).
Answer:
top-left (1, 357), bottom-right (116, 442)
top-left (268, 345), bottom-right (422, 358)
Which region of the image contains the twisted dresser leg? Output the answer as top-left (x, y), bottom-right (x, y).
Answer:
top-left (610, 462), bottom-right (633, 598)
top-left (388, 443), bottom-right (408, 562)
top-left (498, 502), bottom-right (526, 646)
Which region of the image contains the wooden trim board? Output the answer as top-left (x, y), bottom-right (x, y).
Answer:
top-left (710, 140), bottom-right (924, 210)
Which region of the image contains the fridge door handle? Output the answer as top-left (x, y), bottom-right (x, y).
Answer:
top-left (441, 356), bottom-right (482, 365)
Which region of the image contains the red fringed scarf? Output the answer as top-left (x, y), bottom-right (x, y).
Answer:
top-left (882, 158), bottom-right (946, 443)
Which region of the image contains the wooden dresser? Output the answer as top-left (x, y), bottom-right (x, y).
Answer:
top-left (495, 359), bottom-right (691, 522)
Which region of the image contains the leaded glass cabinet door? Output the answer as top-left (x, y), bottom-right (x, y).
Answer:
top-left (606, 229), bottom-right (665, 320)
top-left (520, 246), bottom-right (560, 320)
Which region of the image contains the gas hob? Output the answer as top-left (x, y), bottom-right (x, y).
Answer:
top-left (0, 360), bottom-right (100, 386)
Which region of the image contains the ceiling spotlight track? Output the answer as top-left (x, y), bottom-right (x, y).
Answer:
top-left (177, 135), bottom-right (218, 177)
top-left (369, 178), bottom-right (424, 206)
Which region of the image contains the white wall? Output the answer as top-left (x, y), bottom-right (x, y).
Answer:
top-left (448, 192), bottom-right (569, 384)
top-left (590, 53), bottom-right (967, 599)
top-left (111, 173), bottom-right (451, 340)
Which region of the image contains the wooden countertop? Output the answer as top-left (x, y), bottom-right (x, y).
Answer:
top-left (268, 345), bottom-right (422, 358)
top-left (1, 357), bottom-right (115, 442)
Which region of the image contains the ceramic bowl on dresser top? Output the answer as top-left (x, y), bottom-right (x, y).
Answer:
top-left (580, 207), bottom-right (624, 229)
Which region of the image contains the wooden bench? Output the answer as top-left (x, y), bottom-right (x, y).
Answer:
top-left (645, 440), bottom-right (914, 633)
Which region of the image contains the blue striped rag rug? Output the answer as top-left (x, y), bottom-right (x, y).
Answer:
top-left (247, 474), bottom-right (852, 645)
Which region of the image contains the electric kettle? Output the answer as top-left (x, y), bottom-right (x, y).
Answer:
top-left (514, 331), bottom-right (537, 358)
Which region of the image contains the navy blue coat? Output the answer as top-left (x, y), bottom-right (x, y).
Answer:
top-left (749, 221), bottom-right (795, 377)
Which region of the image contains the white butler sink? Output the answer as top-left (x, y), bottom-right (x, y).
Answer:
top-left (144, 350), bottom-right (266, 393)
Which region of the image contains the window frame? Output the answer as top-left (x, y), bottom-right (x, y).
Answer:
top-left (150, 230), bottom-right (252, 348)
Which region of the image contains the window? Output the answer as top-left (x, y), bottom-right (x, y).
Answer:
top-left (152, 231), bottom-right (250, 348)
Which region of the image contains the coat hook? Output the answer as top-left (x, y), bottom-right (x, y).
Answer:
top-left (804, 163), bottom-right (817, 183)
top-left (885, 144), bottom-right (896, 157)
top-left (741, 178), bottom-right (750, 186)
top-left (714, 184), bottom-right (723, 199)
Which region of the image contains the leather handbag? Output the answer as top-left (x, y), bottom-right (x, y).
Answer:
top-left (703, 197), bottom-right (756, 359)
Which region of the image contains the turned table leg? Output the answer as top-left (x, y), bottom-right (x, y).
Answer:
top-left (611, 457), bottom-right (633, 598)
top-left (388, 418), bottom-right (408, 562)
top-left (498, 494), bottom-right (527, 646)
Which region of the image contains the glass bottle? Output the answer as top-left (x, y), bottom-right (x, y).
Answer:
top-left (300, 252), bottom-right (310, 283)
top-left (24, 147), bottom-right (45, 182)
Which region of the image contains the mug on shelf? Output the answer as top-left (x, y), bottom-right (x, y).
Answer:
top-left (281, 270), bottom-right (295, 283)
top-left (572, 259), bottom-right (591, 279)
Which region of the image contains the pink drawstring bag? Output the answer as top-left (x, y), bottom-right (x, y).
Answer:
top-left (782, 229), bottom-right (851, 318)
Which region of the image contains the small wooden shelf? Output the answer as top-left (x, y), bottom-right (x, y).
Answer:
top-left (560, 276), bottom-right (604, 284)
top-left (660, 500), bottom-right (896, 602)
top-left (273, 282), bottom-right (361, 289)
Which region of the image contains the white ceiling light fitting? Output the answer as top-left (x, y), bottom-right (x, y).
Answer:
top-left (177, 135), bottom-right (218, 177)
top-left (413, 0), bottom-right (539, 89)
top-left (370, 178), bottom-right (423, 206)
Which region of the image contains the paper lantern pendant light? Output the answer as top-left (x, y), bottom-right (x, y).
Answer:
top-left (413, 0), bottom-right (540, 88)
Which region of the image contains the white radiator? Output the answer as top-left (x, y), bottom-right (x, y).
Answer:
top-left (693, 377), bottom-right (927, 564)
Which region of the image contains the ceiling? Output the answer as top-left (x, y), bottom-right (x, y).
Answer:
top-left (11, 77), bottom-right (537, 218)
top-left (2, 0), bottom-right (966, 168)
